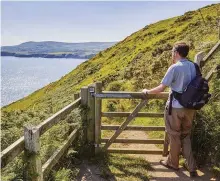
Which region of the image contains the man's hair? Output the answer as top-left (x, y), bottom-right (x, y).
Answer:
top-left (173, 42), bottom-right (189, 58)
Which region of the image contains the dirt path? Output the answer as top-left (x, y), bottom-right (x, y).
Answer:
top-left (76, 131), bottom-right (217, 181)
top-left (117, 131), bottom-right (216, 181)
top-left (76, 160), bottom-right (107, 181)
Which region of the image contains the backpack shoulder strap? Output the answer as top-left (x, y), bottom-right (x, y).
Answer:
top-left (193, 62), bottom-right (202, 76)
top-left (168, 93), bottom-right (173, 115)
top-left (187, 59), bottom-right (202, 76)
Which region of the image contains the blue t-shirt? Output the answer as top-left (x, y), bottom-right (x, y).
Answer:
top-left (161, 59), bottom-right (196, 108)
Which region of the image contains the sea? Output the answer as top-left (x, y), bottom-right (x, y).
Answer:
top-left (1, 56), bottom-right (87, 107)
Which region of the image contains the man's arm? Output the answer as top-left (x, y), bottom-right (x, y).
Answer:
top-left (142, 84), bottom-right (167, 94)
top-left (142, 64), bottom-right (175, 95)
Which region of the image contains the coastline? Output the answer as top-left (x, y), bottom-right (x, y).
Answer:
top-left (1, 51), bottom-right (95, 59)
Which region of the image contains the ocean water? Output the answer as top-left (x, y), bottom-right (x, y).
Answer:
top-left (1, 56), bottom-right (87, 107)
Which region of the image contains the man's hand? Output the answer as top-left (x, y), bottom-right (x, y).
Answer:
top-left (142, 89), bottom-right (149, 95)
top-left (142, 84), bottom-right (167, 94)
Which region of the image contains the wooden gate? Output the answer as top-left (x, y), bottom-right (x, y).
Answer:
top-left (86, 82), bottom-right (169, 156)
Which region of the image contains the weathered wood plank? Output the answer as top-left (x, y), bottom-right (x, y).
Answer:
top-left (95, 91), bottom-right (168, 99)
top-left (103, 100), bottom-right (147, 150)
top-left (107, 148), bottom-right (163, 155)
top-left (194, 51), bottom-right (205, 68)
top-left (1, 137), bottom-right (24, 168)
top-left (203, 40), bottom-right (220, 64)
top-left (36, 98), bottom-right (81, 136)
top-left (101, 125), bottom-right (165, 131)
top-left (42, 129), bottom-right (79, 178)
top-left (81, 87), bottom-right (88, 106)
top-left (87, 85), bottom-right (95, 144)
top-left (68, 123), bottom-right (79, 134)
top-left (194, 41), bottom-right (220, 69)
top-left (81, 87), bottom-right (88, 144)
top-left (101, 138), bottom-right (164, 144)
top-left (88, 83), bottom-right (95, 86)
top-left (24, 125), bottom-right (43, 181)
top-left (101, 112), bottom-right (164, 117)
top-left (205, 65), bottom-right (217, 81)
top-left (95, 82), bottom-right (102, 154)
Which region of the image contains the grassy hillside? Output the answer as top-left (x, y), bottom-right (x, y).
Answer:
top-left (3, 4), bottom-right (219, 112)
top-left (1, 3), bottom-right (220, 180)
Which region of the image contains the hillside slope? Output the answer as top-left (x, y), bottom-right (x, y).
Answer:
top-left (3, 3), bottom-right (219, 113)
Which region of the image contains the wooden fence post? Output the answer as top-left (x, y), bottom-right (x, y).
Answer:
top-left (95, 82), bottom-right (102, 154)
top-left (194, 51), bottom-right (205, 68)
top-left (81, 87), bottom-right (88, 144)
top-left (87, 84), bottom-right (95, 155)
top-left (24, 125), bottom-right (43, 181)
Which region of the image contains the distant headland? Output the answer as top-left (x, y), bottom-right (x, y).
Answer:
top-left (1, 41), bottom-right (117, 59)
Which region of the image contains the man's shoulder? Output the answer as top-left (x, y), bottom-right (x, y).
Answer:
top-left (167, 60), bottom-right (195, 74)
top-left (167, 63), bottom-right (180, 71)
top-left (176, 59), bottom-right (194, 68)
top-left (168, 63), bottom-right (178, 69)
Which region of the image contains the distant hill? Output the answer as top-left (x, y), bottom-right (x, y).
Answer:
top-left (1, 41), bottom-right (117, 59)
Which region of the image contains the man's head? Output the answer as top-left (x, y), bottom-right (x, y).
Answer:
top-left (172, 42), bottom-right (189, 63)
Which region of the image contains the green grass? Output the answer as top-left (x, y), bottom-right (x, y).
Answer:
top-left (212, 166), bottom-right (220, 178)
top-left (132, 117), bottom-right (165, 140)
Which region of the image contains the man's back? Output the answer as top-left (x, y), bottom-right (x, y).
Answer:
top-left (161, 58), bottom-right (196, 108)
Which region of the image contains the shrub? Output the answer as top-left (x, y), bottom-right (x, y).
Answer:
top-left (106, 100), bottom-right (118, 112)
top-left (106, 81), bottom-right (122, 91)
top-left (54, 168), bottom-right (72, 181)
top-left (192, 102), bottom-right (220, 166)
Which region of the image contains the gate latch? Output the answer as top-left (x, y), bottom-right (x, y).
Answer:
top-left (89, 87), bottom-right (95, 96)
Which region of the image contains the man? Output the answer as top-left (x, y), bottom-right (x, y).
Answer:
top-left (142, 42), bottom-right (198, 177)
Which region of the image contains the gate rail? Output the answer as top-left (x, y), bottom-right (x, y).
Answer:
top-left (85, 82), bottom-right (169, 156)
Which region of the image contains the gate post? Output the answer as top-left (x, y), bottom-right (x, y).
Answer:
top-left (95, 82), bottom-right (102, 154)
top-left (24, 125), bottom-right (43, 181)
top-left (81, 87), bottom-right (88, 144)
top-left (87, 84), bottom-right (95, 155)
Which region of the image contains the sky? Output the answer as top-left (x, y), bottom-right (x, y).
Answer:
top-left (1, 1), bottom-right (219, 46)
